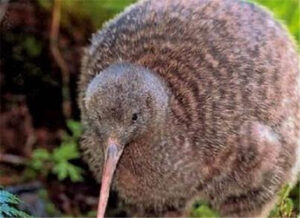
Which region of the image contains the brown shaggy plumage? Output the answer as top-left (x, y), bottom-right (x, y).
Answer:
top-left (78, 0), bottom-right (300, 216)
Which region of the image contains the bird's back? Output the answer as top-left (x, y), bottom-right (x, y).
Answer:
top-left (79, 0), bottom-right (300, 215)
top-left (80, 0), bottom-right (299, 147)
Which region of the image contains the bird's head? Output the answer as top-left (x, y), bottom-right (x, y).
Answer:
top-left (83, 63), bottom-right (169, 217)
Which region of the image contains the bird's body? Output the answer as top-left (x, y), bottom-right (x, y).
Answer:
top-left (79, 0), bottom-right (300, 217)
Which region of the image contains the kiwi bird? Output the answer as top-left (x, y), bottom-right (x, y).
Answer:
top-left (78, 0), bottom-right (300, 217)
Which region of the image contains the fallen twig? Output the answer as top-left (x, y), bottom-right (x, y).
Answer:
top-left (0, 0), bottom-right (9, 24)
top-left (50, 0), bottom-right (71, 119)
top-left (0, 153), bottom-right (27, 165)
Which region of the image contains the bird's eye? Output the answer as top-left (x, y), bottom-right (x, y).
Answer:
top-left (132, 113), bottom-right (138, 121)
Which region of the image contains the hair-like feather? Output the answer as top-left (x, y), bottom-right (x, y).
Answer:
top-left (79, 0), bottom-right (300, 216)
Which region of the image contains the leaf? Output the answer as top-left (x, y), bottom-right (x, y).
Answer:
top-left (25, 132), bottom-right (84, 182)
top-left (66, 120), bottom-right (82, 138)
top-left (269, 184), bottom-right (295, 217)
top-left (282, 198), bottom-right (293, 216)
top-left (52, 142), bottom-right (80, 162)
top-left (279, 184), bottom-right (291, 202)
top-left (32, 149), bottom-right (51, 160)
top-left (52, 161), bottom-right (69, 180)
top-left (66, 164), bottom-right (84, 182)
top-left (51, 161), bottom-right (83, 182)
top-left (0, 204), bottom-right (14, 217)
top-left (28, 148), bottom-right (51, 170)
top-left (0, 204), bottom-right (30, 217)
top-left (0, 190), bottom-right (20, 204)
top-left (0, 190), bottom-right (30, 217)
top-left (191, 201), bottom-right (219, 218)
top-left (269, 206), bottom-right (279, 218)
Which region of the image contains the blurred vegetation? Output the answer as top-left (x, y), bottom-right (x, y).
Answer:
top-left (0, 189), bottom-right (30, 217)
top-left (25, 120), bottom-right (83, 182)
top-left (38, 0), bottom-right (136, 30)
top-left (270, 185), bottom-right (296, 218)
top-left (190, 201), bottom-right (219, 218)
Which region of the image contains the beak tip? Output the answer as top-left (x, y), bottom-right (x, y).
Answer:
top-left (97, 140), bottom-right (123, 218)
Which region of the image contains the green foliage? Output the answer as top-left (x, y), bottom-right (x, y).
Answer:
top-left (289, 182), bottom-right (300, 215)
top-left (0, 191), bottom-right (20, 205)
top-left (29, 149), bottom-right (51, 172)
top-left (65, 120), bottom-right (83, 140)
top-left (26, 120), bottom-right (84, 182)
top-left (0, 189), bottom-right (30, 217)
top-left (52, 142), bottom-right (80, 162)
top-left (191, 201), bottom-right (219, 218)
top-left (269, 184), bottom-right (295, 218)
top-left (52, 158), bottom-right (83, 182)
top-left (38, 0), bottom-right (136, 31)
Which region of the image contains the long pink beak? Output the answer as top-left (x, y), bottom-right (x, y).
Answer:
top-left (97, 139), bottom-right (123, 218)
